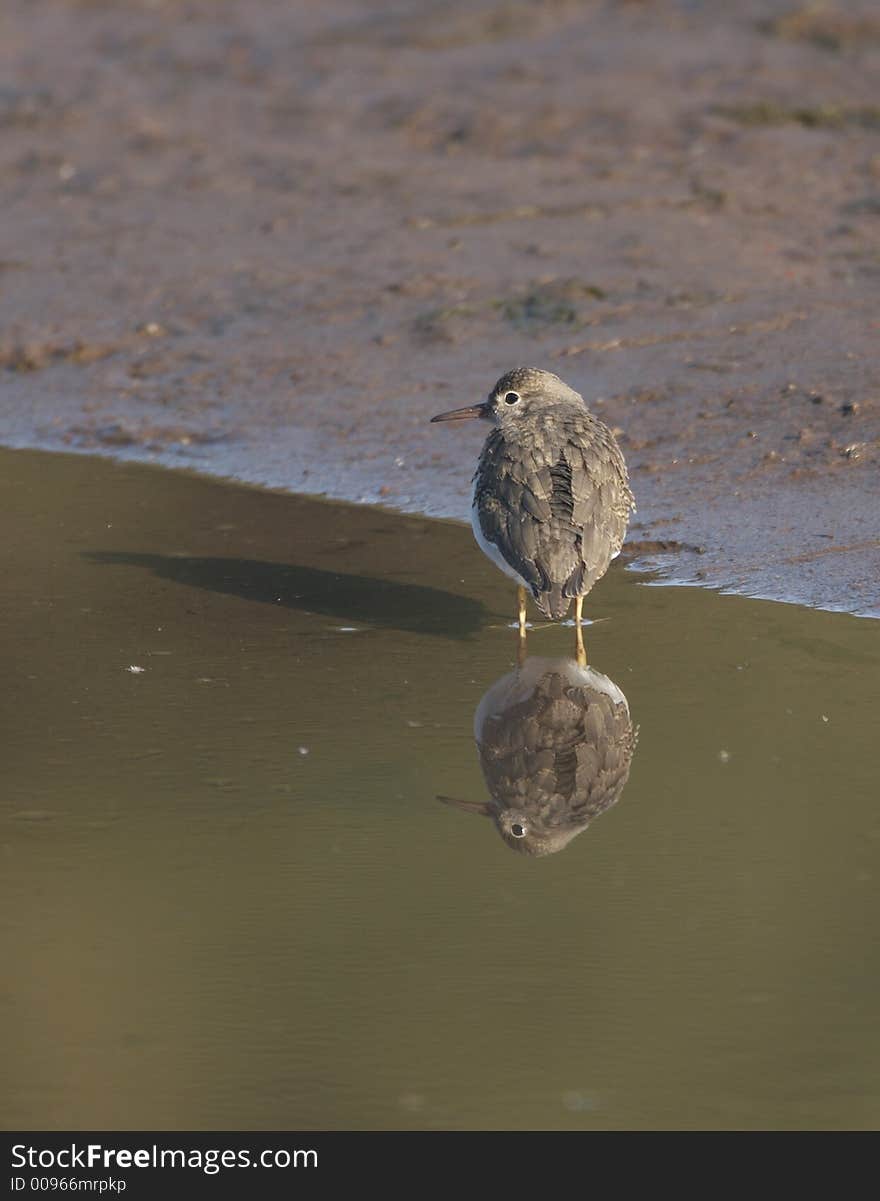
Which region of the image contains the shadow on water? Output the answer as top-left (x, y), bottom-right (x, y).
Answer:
top-left (83, 550), bottom-right (488, 638)
top-left (5, 447), bottom-right (880, 1131)
top-left (440, 655), bottom-right (637, 856)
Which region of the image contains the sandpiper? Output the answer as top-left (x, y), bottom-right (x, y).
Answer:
top-left (431, 367), bottom-right (634, 652)
top-left (439, 655), bottom-right (637, 857)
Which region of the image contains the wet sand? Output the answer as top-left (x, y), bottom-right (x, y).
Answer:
top-left (1, 0), bottom-right (879, 614)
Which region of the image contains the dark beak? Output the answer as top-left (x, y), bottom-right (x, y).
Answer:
top-left (430, 403), bottom-right (489, 423)
top-left (437, 794), bottom-right (493, 817)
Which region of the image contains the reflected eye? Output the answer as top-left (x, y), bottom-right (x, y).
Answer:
top-left (503, 391), bottom-right (520, 405)
top-left (511, 823), bottom-right (527, 838)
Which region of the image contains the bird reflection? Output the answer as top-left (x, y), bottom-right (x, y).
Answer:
top-left (441, 656), bottom-right (636, 857)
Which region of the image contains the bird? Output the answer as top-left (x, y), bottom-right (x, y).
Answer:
top-left (439, 655), bottom-right (637, 857)
top-left (431, 367), bottom-right (634, 651)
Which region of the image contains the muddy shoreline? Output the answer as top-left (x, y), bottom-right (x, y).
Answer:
top-left (1, 0), bottom-right (878, 614)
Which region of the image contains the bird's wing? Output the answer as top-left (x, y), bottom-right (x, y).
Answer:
top-left (561, 426), bottom-right (634, 595)
top-left (473, 435), bottom-right (552, 591)
top-left (475, 420), bottom-right (634, 597)
top-left (568, 695), bottom-right (638, 820)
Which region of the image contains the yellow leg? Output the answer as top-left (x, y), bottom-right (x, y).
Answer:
top-left (574, 595), bottom-right (586, 667)
top-left (517, 585), bottom-right (528, 642)
top-left (517, 631), bottom-right (527, 667)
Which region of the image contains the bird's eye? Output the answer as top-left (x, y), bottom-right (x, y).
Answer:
top-left (511, 823), bottom-right (527, 838)
top-left (503, 391), bottom-right (520, 405)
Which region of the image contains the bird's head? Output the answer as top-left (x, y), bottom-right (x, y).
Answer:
top-left (494, 807), bottom-right (589, 856)
top-left (430, 367), bottom-right (583, 429)
top-left (437, 795), bottom-right (588, 857)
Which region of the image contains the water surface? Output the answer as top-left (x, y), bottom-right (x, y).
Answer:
top-left (2, 447), bottom-right (877, 1130)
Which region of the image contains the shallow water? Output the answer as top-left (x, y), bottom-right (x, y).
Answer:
top-left (2, 447), bottom-right (878, 1130)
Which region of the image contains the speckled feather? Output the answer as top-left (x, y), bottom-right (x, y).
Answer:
top-left (477, 661), bottom-right (637, 857)
top-left (472, 369), bottom-right (634, 619)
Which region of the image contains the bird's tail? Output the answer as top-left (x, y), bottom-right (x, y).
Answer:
top-left (535, 586), bottom-right (571, 621)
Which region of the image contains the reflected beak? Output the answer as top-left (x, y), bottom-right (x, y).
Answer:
top-left (437, 794), bottom-right (493, 817)
top-left (430, 403), bottom-right (489, 423)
